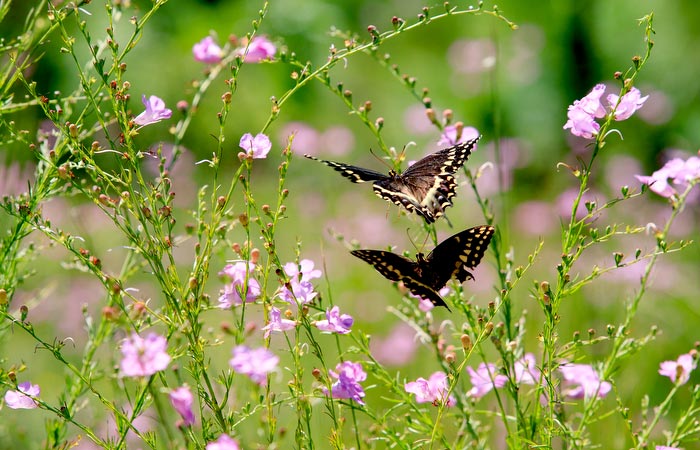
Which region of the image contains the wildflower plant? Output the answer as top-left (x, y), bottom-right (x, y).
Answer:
top-left (0, 1), bottom-right (699, 450)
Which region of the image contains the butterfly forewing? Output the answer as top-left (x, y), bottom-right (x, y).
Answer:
top-left (304, 136), bottom-right (481, 223)
top-left (427, 225), bottom-right (495, 287)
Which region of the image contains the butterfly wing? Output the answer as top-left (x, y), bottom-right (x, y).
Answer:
top-left (304, 155), bottom-right (388, 183)
top-left (426, 225), bottom-right (495, 288)
top-left (373, 136), bottom-right (481, 222)
top-left (350, 249), bottom-right (448, 309)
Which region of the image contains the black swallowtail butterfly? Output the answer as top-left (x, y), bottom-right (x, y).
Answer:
top-left (304, 136), bottom-right (480, 223)
top-left (350, 225), bottom-right (494, 311)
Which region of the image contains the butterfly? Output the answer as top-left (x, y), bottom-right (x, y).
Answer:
top-left (304, 136), bottom-right (480, 223)
top-left (350, 225), bottom-right (495, 311)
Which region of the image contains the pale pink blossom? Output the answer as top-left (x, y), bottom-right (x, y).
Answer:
top-left (206, 434), bottom-right (240, 450)
top-left (239, 133), bottom-right (272, 159)
top-left (133, 95), bottom-right (172, 126)
top-left (193, 36), bottom-right (223, 63)
top-left (119, 333), bottom-right (171, 377)
top-left (405, 371), bottom-right (456, 407)
top-left (659, 353), bottom-right (696, 385)
top-left (4, 382), bottom-right (40, 409)
top-left (467, 363), bottom-right (508, 398)
top-left (169, 385), bottom-right (195, 426)
top-left (608, 87), bottom-right (649, 121)
top-left (261, 307), bottom-right (297, 338)
top-left (559, 363), bottom-right (611, 399)
top-left (314, 306), bottom-right (353, 334)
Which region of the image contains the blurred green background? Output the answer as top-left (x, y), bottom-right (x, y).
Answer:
top-left (1, 0), bottom-right (699, 447)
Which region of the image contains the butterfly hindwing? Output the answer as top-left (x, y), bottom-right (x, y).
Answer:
top-left (304, 136), bottom-right (480, 223)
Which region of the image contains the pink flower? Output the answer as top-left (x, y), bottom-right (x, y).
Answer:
top-left (325, 361), bottom-right (367, 405)
top-left (119, 333), bottom-right (171, 377)
top-left (218, 262), bottom-right (261, 308)
top-left (405, 371), bottom-right (456, 407)
top-left (314, 306), bottom-right (354, 334)
top-left (4, 382), bottom-right (40, 409)
top-left (133, 95), bottom-right (173, 126)
top-left (240, 36), bottom-right (276, 63)
top-left (206, 434), bottom-right (240, 450)
top-left (563, 103), bottom-right (600, 139)
top-left (370, 323), bottom-right (419, 366)
top-left (193, 36), bottom-right (223, 63)
top-left (608, 87), bottom-right (649, 121)
top-left (284, 259), bottom-right (322, 282)
top-left (655, 446), bottom-right (681, 450)
top-left (466, 363), bottom-right (508, 398)
top-left (659, 353), bottom-right (696, 385)
top-left (635, 155), bottom-right (700, 198)
top-left (261, 307), bottom-right (297, 338)
top-left (277, 258), bottom-right (321, 306)
top-left (437, 125), bottom-right (480, 146)
top-left (514, 353), bottom-right (540, 385)
top-left (229, 345), bottom-right (279, 385)
top-left (169, 385), bottom-right (195, 426)
top-left (577, 84), bottom-right (607, 118)
top-left (239, 132), bottom-right (272, 159)
top-left (559, 363), bottom-right (611, 399)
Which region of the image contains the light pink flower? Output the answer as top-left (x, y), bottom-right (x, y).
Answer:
top-left (206, 434), bottom-right (240, 450)
top-left (438, 124), bottom-right (480, 146)
top-left (193, 36), bottom-right (223, 63)
top-left (467, 363), bottom-right (508, 398)
top-left (133, 95), bottom-right (172, 126)
top-left (514, 353), bottom-right (540, 385)
top-left (239, 133), bottom-right (272, 159)
top-left (284, 259), bottom-right (322, 282)
top-left (169, 385), bottom-right (195, 426)
top-left (655, 446), bottom-right (681, 450)
top-left (119, 333), bottom-right (171, 377)
top-left (577, 84), bottom-right (607, 118)
top-left (659, 353), bottom-right (696, 385)
top-left (314, 306), bottom-right (353, 334)
top-left (229, 346), bottom-right (279, 385)
top-left (4, 382), bottom-right (40, 409)
top-left (325, 361), bottom-right (366, 405)
top-left (563, 103), bottom-right (600, 139)
top-left (559, 363), bottom-right (611, 399)
top-left (240, 36), bottom-right (276, 62)
top-left (636, 155), bottom-right (700, 199)
top-left (262, 307), bottom-right (297, 338)
top-left (608, 87), bottom-right (649, 121)
top-left (405, 371), bottom-right (456, 407)
top-left (218, 262), bottom-right (261, 308)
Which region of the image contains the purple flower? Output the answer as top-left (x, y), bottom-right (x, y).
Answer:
top-left (262, 307), bottom-right (297, 338)
top-left (284, 259), bottom-right (322, 282)
top-left (514, 353), bottom-right (540, 385)
top-left (133, 95), bottom-right (173, 127)
top-left (405, 371), bottom-right (456, 407)
top-left (4, 382), bottom-right (40, 409)
top-left (559, 363), bottom-right (611, 399)
top-left (608, 87), bottom-right (649, 121)
top-left (659, 353), bottom-right (696, 385)
top-left (635, 155), bottom-right (700, 198)
top-left (239, 36), bottom-right (276, 63)
top-left (193, 36), bottom-right (223, 64)
top-left (239, 133), bottom-right (272, 159)
top-left (577, 84), bottom-right (607, 118)
top-left (562, 84), bottom-right (606, 139)
top-left (325, 361), bottom-right (367, 405)
top-left (218, 262), bottom-right (261, 308)
top-left (169, 385), bottom-right (195, 426)
top-left (119, 332), bottom-right (171, 377)
top-left (466, 363), bottom-right (508, 398)
top-left (314, 306), bottom-right (353, 334)
top-left (229, 345), bottom-right (279, 385)
top-left (206, 434), bottom-right (240, 450)
top-left (437, 125), bottom-right (480, 146)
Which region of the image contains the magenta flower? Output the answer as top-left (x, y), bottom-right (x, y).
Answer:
top-left (218, 262), bottom-right (261, 308)
top-left (635, 155), bottom-right (700, 198)
top-left (169, 385), bottom-right (195, 426)
top-left (405, 371), bottom-right (456, 407)
top-left (119, 332), bottom-right (171, 377)
top-left (193, 36), bottom-right (223, 64)
top-left (314, 306), bottom-right (354, 334)
top-left (229, 345), bottom-right (279, 385)
top-left (325, 361), bottom-right (367, 405)
top-left (559, 363), bottom-right (611, 399)
top-left (239, 132), bottom-right (272, 159)
top-left (133, 95), bottom-right (173, 126)
top-left (659, 353), bottom-right (696, 385)
top-left (514, 353), bottom-right (540, 385)
top-left (437, 125), bottom-right (480, 146)
top-left (466, 363), bottom-right (508, 398)
top-left (261, 307), bottom-right (297, 338)
top-left (4, 382), bottom-right (40, 409)
top-left (608, 87), bottom-right (649, 121)
top-left (284, 259), bottom-right (322, 282)
top-left (206, 434), bottom-right (240, 450)
top-left (239, 36), bottom-right (276, 63)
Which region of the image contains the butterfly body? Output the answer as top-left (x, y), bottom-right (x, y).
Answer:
top-left (305, 136), bottom-right (480, 223)
top-left (351, 225), bottom-right (495, 310)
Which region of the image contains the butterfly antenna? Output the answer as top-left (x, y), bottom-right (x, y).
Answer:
top-left (442, 213), bottom-right (453, 228)
top-left (368, 147), bottom-right (394, 172)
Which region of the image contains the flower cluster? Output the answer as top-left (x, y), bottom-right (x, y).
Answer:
top-left (218, 261), bottom-right (261, 308)
top-left (276, 259), bottom-right (322, 306)
top-left (119, 332), bottom-right (171, 377)
top-left (563, 84), bottom-right (648, 139)
top-left (192, 35), bottom-right (276, 65)
top-left (636, 153), bottom-right (700, 199)
top-left (325, 361), bottom-right (367, 405)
